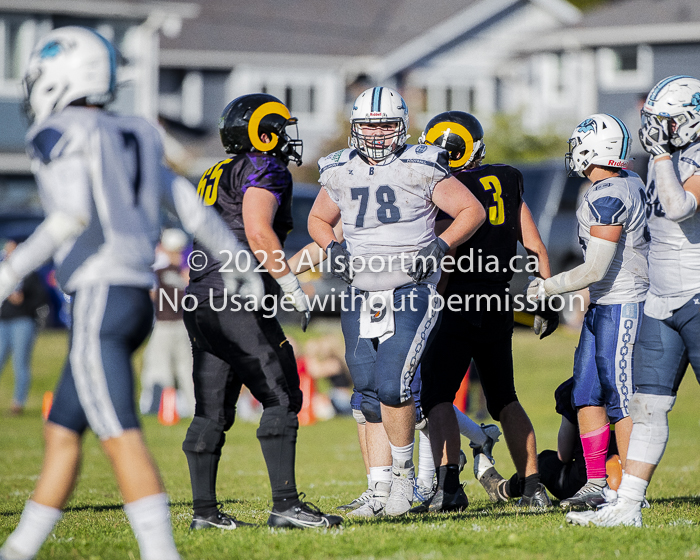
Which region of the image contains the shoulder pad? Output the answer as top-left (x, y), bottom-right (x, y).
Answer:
top-left (398, 144), bottom-right (450, 174)
top-left (28, 127), bottom-right (66, 164)
top-left (588, 195), bottom-right (626, 225)
top-left (318, 148), bottom-right (353, 175)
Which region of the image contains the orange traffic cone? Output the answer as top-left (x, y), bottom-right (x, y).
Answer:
top-left (297, 357), bottom-right (316, 426)
top-left (42, 391), bottom-right (53, 421)
top-left (453, 368), bottom-right (470, 413)
top-left (158, 387), bottom-right (180, 426)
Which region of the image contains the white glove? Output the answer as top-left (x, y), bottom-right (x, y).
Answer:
top-left (524, 275), bottom-right (547, 303)
top-left (276, 271), bottom-right (311, 331)
top-left (0, 263), bottom-right (20, 303)
top-left (220, 251), bottom-right (265, 308)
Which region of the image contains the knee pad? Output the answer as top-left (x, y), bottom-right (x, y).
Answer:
top-left (626, 392), bottom-right (676, 466)
top-left (182, 416), bottom-right (226, 454)
top-left (352, 408), bottom-right (366, 425)
top-left (415, 413), bottom-right (428, 432)
top-left (256, 405), bottom-right (299, 439)
top-left (360, 396), bottom-right (382, 424)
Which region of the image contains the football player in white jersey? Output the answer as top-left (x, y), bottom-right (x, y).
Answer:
top-left (567, 76), bottom-right (700, 528)
top-left (308, 86), bottom-right (486, 517)
top-left (526, 114), bottom-right (649, 512)
top-left (0, 27), bottom-right (261, 560)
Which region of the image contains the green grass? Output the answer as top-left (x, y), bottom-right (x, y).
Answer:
top-left (1, 325), bottom-right (700, 559)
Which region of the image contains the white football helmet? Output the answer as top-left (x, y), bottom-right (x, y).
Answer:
top-left (349, 86), bottom-right (409, 161)
top-left (565, 113), bottom-right (631, 177)
top-left (23, 26), bottom-right (117, 125)
top-left (641, 75), bottom-right (700, 149)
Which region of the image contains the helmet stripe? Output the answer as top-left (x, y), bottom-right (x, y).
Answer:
top-left (372, 87), bottom-right (382, 113)
top-left (86, 28), bottom-right (117, 93)
top-left (607, 114), bottom-right (630, 159)
top-left (648, 75), bottom-right (694, 101)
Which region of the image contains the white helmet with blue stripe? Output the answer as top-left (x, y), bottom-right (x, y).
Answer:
top-left (642, 75), bottom-right (700, 149)
top-left (23, 26), bottom-right (117, 125)
top-left (349, 86), bottom-right (409, 161)
top-left (565, 113), bottom-right (631, 178)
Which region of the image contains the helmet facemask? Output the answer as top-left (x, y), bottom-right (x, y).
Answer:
top-left (350, 119), bottom-right (406, 161)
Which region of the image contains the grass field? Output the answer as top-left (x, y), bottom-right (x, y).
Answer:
top-left (1, 323), bottom-right (699, 559)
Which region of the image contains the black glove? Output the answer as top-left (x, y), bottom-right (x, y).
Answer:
top-left (639, 113), bottom-right (672, 157)
top-left (534, 304), bottom-right (560, 339)
top-left (326, 241), bottom-right (353, 284)
top-left (409, 238), bottom-right (450, 283)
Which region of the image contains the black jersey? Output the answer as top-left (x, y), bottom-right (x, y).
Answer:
top-left (187, 152), bottom-right (294, 300)
top-left (441, 163), bottom-right (523, 296)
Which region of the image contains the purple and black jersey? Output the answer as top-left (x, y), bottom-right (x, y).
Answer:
top-left (438, 163), bottom-right (524, 296)
top-left (188, 153), bottom-right (294, 300)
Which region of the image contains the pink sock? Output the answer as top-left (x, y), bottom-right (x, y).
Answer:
top-left (580, 423), bottom-right (610, 480)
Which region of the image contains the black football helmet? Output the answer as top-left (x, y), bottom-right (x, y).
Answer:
top-left (418, 111), bottom-right (485, 171)
top-left (219, 93), bottom-right (303, 166)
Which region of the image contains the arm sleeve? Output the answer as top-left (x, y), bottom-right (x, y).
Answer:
top-left (542, 236), bottom-right (617, 296)
top-left (160, 167), bottom-right (245, 258)
top-left (654, 157), bottom-right (698, 222)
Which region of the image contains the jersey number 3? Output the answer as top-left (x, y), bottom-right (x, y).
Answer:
top-left (480, 175), bottom-right (505, 225)
top-left (351, 185), bottom-right (402, 227)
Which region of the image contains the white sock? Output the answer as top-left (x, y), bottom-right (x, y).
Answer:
top-left (366, 473), bottom-right (371, 489)
top-left (369, 466), bottom-right (392, 496)
top-left (617, 473), bottom-right (649, 504)
top-left (454, 405), bottom-right (487, 446)
top-left (1, 500), bottom-right (62, 560)
top-left (123, 493), bottom-right (180, 560)
top-left (417, 429), bottom-right (435, 488)
top-left (390, 442), bottom-right (414, 469)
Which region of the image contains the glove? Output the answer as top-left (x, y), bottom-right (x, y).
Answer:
top-left (326, 241), bottom-right (353, 284)
top-left (276, 271), bottom-right (311, 332)
top-left (533, 307), bottom-right (560, 339)
top-left (409, 237), bottom-right (450, 283)
top-left (639, 113), bottom-right (672, 157)
top-left (524, 275), bottom-right (546, 303)
top-left (220, 250), bottom-right (265, 310)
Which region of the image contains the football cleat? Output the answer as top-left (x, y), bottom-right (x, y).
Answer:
top-left (336, 488), bottom-right (373, 511)
top-left (384, 466), bottom-right (415, 516)
top-left (347, 481), bottom-right (390, 519)
top-left (409, 484), bottom-right (469, 513)
top-left (476, 466), bottom-right (510, 503)
top-left (190, 509), bottom-right (255, 530)
top-left (565, 496), bottom-right (643, 527)
top-left (346, 497), bottom-right (387, 518)
top-left (413, 481), bottom-right (436, 505)
top-left (560, 481), bottom-right (610, 511)
top-left (586, 485), bottom-right (618, 509)
top-left (517, 483), bottom-right (552, 511)
top-left (268, 497), bottom-right (342, 529)
top-left (469, 424), bottom-right (501, 464)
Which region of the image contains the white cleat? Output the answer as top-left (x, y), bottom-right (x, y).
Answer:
top-left (347, 481), bottom-right (389, 519)
top-left (565, 496), bottom-right (643, 527)
top-left (384, 466), bottom-right (415, 517)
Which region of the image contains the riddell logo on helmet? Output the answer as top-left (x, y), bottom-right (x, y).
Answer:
top-left (369, 112), bottom-right (384, 117)
top-left (608, 160), bottom-right (627, 168)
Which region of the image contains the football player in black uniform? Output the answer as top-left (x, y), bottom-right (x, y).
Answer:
top-left (182, 93), bottom-right (341, 529)
top-left (413, 111), bottom-right (557, 511)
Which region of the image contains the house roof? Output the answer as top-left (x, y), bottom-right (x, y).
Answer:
top-left (520, 0), bottom-right (700, 51)
top-left (0, 0), bottom-right (199, 20)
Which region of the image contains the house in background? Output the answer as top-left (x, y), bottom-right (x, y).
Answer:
top-left (514, 0), bottom-right (700, 161)
top-left (0, 0), bottom-right (197, 238)
top-left (156, 0), bottom-right (581, 175)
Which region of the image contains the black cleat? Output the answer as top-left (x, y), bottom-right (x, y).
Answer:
top-left (517, 483), bottom-right (553, 511)
top-left (477, 466), bottom-right (510, 503)
top-left (409, 485), bottom-right (469, 513)
top-left (190, 510), bottom-right (255, 530)
top-left (268, 498), bottom-right (343, 529)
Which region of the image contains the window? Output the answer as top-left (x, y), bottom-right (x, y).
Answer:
top-left (0, 16), bottom-right (39, 94)
top-left (258, 83), bottom-right (316, 114)
top-left (598, 45), bottom-right (653, 92)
